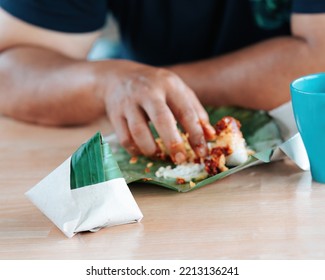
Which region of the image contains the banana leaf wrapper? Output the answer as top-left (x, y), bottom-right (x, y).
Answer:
top-left (70, 132), bottom-right (122, 189)
top-left (109, 106), bottom-right (284, 192)
top-left (26, 132), bottom-right (143, 238)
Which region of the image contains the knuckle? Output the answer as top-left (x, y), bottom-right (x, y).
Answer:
top-left (157, 68), bottom-right (180, 85)
top-left (177, 107), bottom-right (196, 123)
top-left (155, 67), bottom-right (170, 77)
top-left (154, 119), bottom-right (169, 131)
top-left (132, 78), bottom-right (151, 94)
top-left (153, 108), bottom-right (173, 124)
top-left (130, 122), bottom-right (146, 138)
top-left (189, 130), bottom-right (204, 144)
top-left (166, 74), bottom-right (180, 87)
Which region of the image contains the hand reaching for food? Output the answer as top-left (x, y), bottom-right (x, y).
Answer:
top-left (98, 60), bottom-right (215, 164)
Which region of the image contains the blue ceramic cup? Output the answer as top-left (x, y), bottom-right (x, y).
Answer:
top-left (291, 73), bottom-right (325, 183)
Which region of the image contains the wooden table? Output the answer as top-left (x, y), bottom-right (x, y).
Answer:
top-left (1, 115), bottom-right (325, 260)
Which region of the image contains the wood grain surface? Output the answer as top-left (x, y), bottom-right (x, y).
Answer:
top-left (0, 115), bottom-right (324, 260)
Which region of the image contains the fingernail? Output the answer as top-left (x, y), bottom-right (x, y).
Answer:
top-left (173, 152), bottom-right (186, 164)
top-left (170, 141), bottom-right (187, 164)
top-left (206, 123), bottom-right (216, 133)
top-left (199, 119), bottom-right (216, 141)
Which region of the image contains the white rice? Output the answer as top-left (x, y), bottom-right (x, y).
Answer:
top-left (155, 163), bottom-right (208, 182)
top-left (226, 137), bottom-right (248, 166)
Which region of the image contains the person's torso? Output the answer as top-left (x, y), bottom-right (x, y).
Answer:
top-left (108, 0), bottom-right (291, 65)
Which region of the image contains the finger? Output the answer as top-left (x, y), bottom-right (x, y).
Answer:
top-left (142, 97), bottom-right (187, 164)
top-left (109, 114), bottom-right (141, 156)
top-left (125, 105), bottom-right (157, 156)
top-left (192, 101), bottom-right (216, 141)
top-left (167, 87), bottom-right (208, 158)
top-left (199, 119), bottom-right (216, 141)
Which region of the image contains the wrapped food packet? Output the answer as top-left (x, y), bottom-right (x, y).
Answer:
top-left (26, 132), bottom-right (143, 238)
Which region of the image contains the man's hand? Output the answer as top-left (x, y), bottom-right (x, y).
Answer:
top-left (95, 60), bottom-right (215, 163)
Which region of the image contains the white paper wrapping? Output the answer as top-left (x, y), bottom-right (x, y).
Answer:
top-left (269, 102), bottom-right (310, 170)
top-left (26, 157), bottom-right (143, 238)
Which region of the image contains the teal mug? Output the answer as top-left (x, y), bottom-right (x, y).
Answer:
top-left (291, 73), bottom-right (325, 183)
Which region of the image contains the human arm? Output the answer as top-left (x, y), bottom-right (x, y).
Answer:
top-left (169, 14), bottom-right (325, 110)
top-left (0, 8), bottom-right (215, 162)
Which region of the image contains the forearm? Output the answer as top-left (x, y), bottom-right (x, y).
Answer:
top-left (170, 36), bottom-right (321, 110)
top-left (0, 46), bottom-right (105, 125)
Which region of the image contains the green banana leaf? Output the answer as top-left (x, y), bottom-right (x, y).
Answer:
top-left (70, 132), bottom-right (122, 189)
top-left (110, 106), bottom-right (283, 192)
